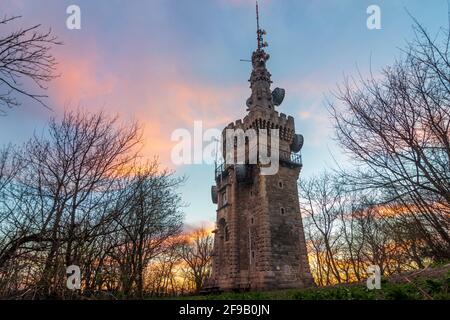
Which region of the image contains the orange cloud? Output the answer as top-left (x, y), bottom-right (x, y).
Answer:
top-left (48, 44), bottom-right (247, 168)
top-left (133, 80), bottom-right (245, 167)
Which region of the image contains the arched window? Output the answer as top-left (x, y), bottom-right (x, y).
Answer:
top-left (218, 218), bottom-right (229, 242)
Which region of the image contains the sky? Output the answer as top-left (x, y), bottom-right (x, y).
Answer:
top-left (0, 0), bottom-right (448, 228)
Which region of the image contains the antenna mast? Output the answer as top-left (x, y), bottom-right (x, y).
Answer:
top-left (256, 1), bottom-right (267, 51)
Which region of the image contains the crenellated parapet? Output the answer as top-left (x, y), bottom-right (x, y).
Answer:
top-left (222, 110), bottom-right (298, 153)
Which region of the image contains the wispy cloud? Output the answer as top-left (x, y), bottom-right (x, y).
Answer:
top-left (48, 43), bottom-right (246, 167)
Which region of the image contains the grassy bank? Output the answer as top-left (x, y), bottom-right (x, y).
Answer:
top-left (175, 265), bottom-right (450, 300)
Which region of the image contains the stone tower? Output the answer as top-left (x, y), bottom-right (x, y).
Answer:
top-left (208, 2), bottom-right (314, 291)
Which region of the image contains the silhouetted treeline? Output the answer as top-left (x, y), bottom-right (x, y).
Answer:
top-left (0, 111), bottom-right (214, 299)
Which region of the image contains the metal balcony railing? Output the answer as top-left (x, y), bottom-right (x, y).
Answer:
top-left (215, 151), bottom-right (302, 180)
top-left (215, 162), bottom-right (225, 180)
top-left (279, 151), bottom-right (303, 167)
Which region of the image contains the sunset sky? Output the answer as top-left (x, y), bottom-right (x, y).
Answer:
top-left (0, 0), bottom-right (448, 228)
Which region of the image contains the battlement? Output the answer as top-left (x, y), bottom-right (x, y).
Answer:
top-left (226, 111), bottom-right (295, 130)
top-left (225, 119), bottom-right (246, 130)
top-left (226, 109), bottom-right (296, 145)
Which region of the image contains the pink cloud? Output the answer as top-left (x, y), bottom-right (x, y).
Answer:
top-left (48, 44), bottom-right (247, 168)
top-left (50, 49), bottom-right (118, 106)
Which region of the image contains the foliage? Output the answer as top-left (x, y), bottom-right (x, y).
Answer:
top-left (179, 267), bottom-right (449, 300)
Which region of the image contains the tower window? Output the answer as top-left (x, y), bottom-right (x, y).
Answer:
top-left (280, 207), bottom-right (285, 215)
top-left (222, 191), bottom-right (228, 205)
top-left (251, 217), bottom-right (254, 224)
top-left (278, 181), bottom-right (284, 189)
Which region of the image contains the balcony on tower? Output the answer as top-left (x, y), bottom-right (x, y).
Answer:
top-left (279, 150), bottom-right (303, 168)
top-left (214, 149), bottom-right (302, 182)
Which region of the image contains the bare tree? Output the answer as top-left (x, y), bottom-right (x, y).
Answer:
top-left (0, 110), bottom-right (142, 297)
top-left (329, 15), bottom-right (450, 260)
top-left (179, 227), bottom-right (213, 293)
top-left (300, 173), bottom-right (345, 285)
top-left (146, 237), bottom-right (185, 297)
top-left (110, 163), bottom-right (185, 298)
top-left (0, 15), bottom-right (61, 114)
top-left (0, 109), bottom-right (190, 299)
top-left (300, 173), bottom-right (426, 286)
